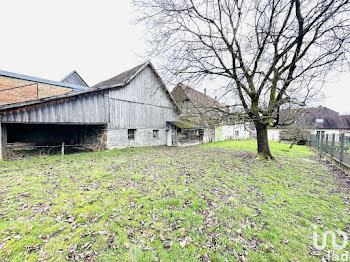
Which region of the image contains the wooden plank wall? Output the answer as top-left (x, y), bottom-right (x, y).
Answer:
top-left (0, 66), bottom-right (179, 128)
top-left (108, 66), bottom-right (179, 129)
top-left (62, 72), bottom-right (88, 87)
top-left (1, 91), bottom-right (109, 124)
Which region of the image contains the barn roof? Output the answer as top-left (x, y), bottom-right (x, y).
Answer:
top-left (92, 61), bottom-right (179, 111)
top-left (0, 69), bottom-right (89, 91)
top-left (0, 62), bottom-right (179, 113)
top-left (92, 62), bottom-right (148, 88)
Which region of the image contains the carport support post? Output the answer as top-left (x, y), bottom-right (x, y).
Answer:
top-left (0, 120), bottom-right (7, 161)
top-left (61, 142), bottom-right (65, 158)
top-left (325, 134), bottom-right (329, 153)
top-left (340, 133), bottom-right (345, 162)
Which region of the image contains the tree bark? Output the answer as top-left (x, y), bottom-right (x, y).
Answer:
top-left (255, 123), bottom-right (274, 160)
top-left (290, 138), bottom-right (296, 149)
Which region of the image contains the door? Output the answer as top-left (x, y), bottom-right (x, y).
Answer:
top-left (166, 130), bottom-right (172, 146)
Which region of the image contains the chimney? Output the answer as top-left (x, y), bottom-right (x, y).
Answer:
top-left (204, 89), bottom-right (207, 95)
top-left (215, 96), bottom-right (217, 101)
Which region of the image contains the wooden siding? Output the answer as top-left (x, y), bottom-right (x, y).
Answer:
top-left (108, 66), bottom-right (179, 129)
top-left (1, 92), bottom-right (108, 124)
top-left (62, 72), bottom-right (88, 87)
top-left (0, 66), bottom-right (179, 128)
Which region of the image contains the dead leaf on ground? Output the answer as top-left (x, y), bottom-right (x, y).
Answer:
top-left (179, 239), bottom-right (186, 248)
top-left (25, 244), bottom-right (40, 252)
top-left (64, 216), bottom-right (75, 223)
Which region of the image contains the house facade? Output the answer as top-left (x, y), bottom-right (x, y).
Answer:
top-left (267, 106), bottom-right (350, 142)
top-left (171, 83), bottom-right (253, 142)
top-left (0, 62), bottom-right (188, 159)
top-left (214, 124), bottom-right (253, 141)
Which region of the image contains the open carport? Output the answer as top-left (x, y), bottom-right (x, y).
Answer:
top-left (4, 123), bottom-right (106, 155)
top-left (0, 89), bottom-right (109, 159)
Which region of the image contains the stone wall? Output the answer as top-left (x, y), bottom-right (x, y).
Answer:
top-left (106, 128), bottom-right (168, 149)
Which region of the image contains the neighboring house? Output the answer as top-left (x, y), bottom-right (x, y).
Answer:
top-left (215, 124), bottom-right (253, 141)
top-left (171, 83), bottom-right (226, 126)
top-left (268, 128), bottom-right (283, 141)
top-left (0, 69), bottom-right (89, 105)
top-left (267, 106), bottom-right (350, 142)
top-left (171, 83), bottom-right (253, 142)
top-left (0, 62), bottom-right (202, 159)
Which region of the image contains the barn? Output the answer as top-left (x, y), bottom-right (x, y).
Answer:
top-left (0, 62), bottom-right (203, 159)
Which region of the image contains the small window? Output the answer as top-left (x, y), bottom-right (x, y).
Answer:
top-left (316, 130), bottom-right (325, 136)
top-left (153, 130), bottom-right (159, 139)
top-left (316, 118), bottom-right (324, 123)
top-left (128, 129), bottom-right (136, 141)
top-left (235, 130), bottom-right (239, 137)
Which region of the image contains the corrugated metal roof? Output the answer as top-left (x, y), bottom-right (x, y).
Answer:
top-left (0, 69), bottom-right (90, 91)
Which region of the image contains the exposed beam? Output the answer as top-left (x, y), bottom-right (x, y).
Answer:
top-left (0, 120), bottom-right (7, 161)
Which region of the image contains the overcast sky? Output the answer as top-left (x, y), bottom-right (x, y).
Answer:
top-left (0, 0), bottom-right (349, 114)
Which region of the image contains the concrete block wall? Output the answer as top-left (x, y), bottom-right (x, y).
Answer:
top-left (106, 128), bottom-right (168, 149)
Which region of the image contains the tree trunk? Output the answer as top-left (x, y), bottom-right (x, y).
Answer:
top-left (290, 138), bottom-right (296, 149)
top-left (255, 123), bottom-right (274, 160)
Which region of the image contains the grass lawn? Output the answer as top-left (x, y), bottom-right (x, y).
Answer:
top-left (0, 140), bottom-right (349, 261)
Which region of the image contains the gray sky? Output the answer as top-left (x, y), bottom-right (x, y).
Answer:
top-left (0, 0), bottom-right (349, 114)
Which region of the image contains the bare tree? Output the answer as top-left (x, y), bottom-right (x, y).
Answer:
top-left (134, 0), bottom-right (350, 159)
top-left (280, 122), bottom-right (311, 149)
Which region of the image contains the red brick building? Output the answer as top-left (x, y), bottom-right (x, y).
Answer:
top-left (0, 70), bottom-right (89, 105)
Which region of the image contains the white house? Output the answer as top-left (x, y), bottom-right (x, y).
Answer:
top-left (267, 106), bottom-right (350, 142)
top-left (214, 124), bottom-right (253, 141)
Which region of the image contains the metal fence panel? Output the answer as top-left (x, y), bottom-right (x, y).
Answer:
top-left (310, 133), bottom-right (350, 165)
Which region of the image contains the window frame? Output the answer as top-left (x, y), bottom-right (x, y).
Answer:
top-left (153, 130), bottom-right (159, 139)
top-left (128, 129), bottom-right (136, 141)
